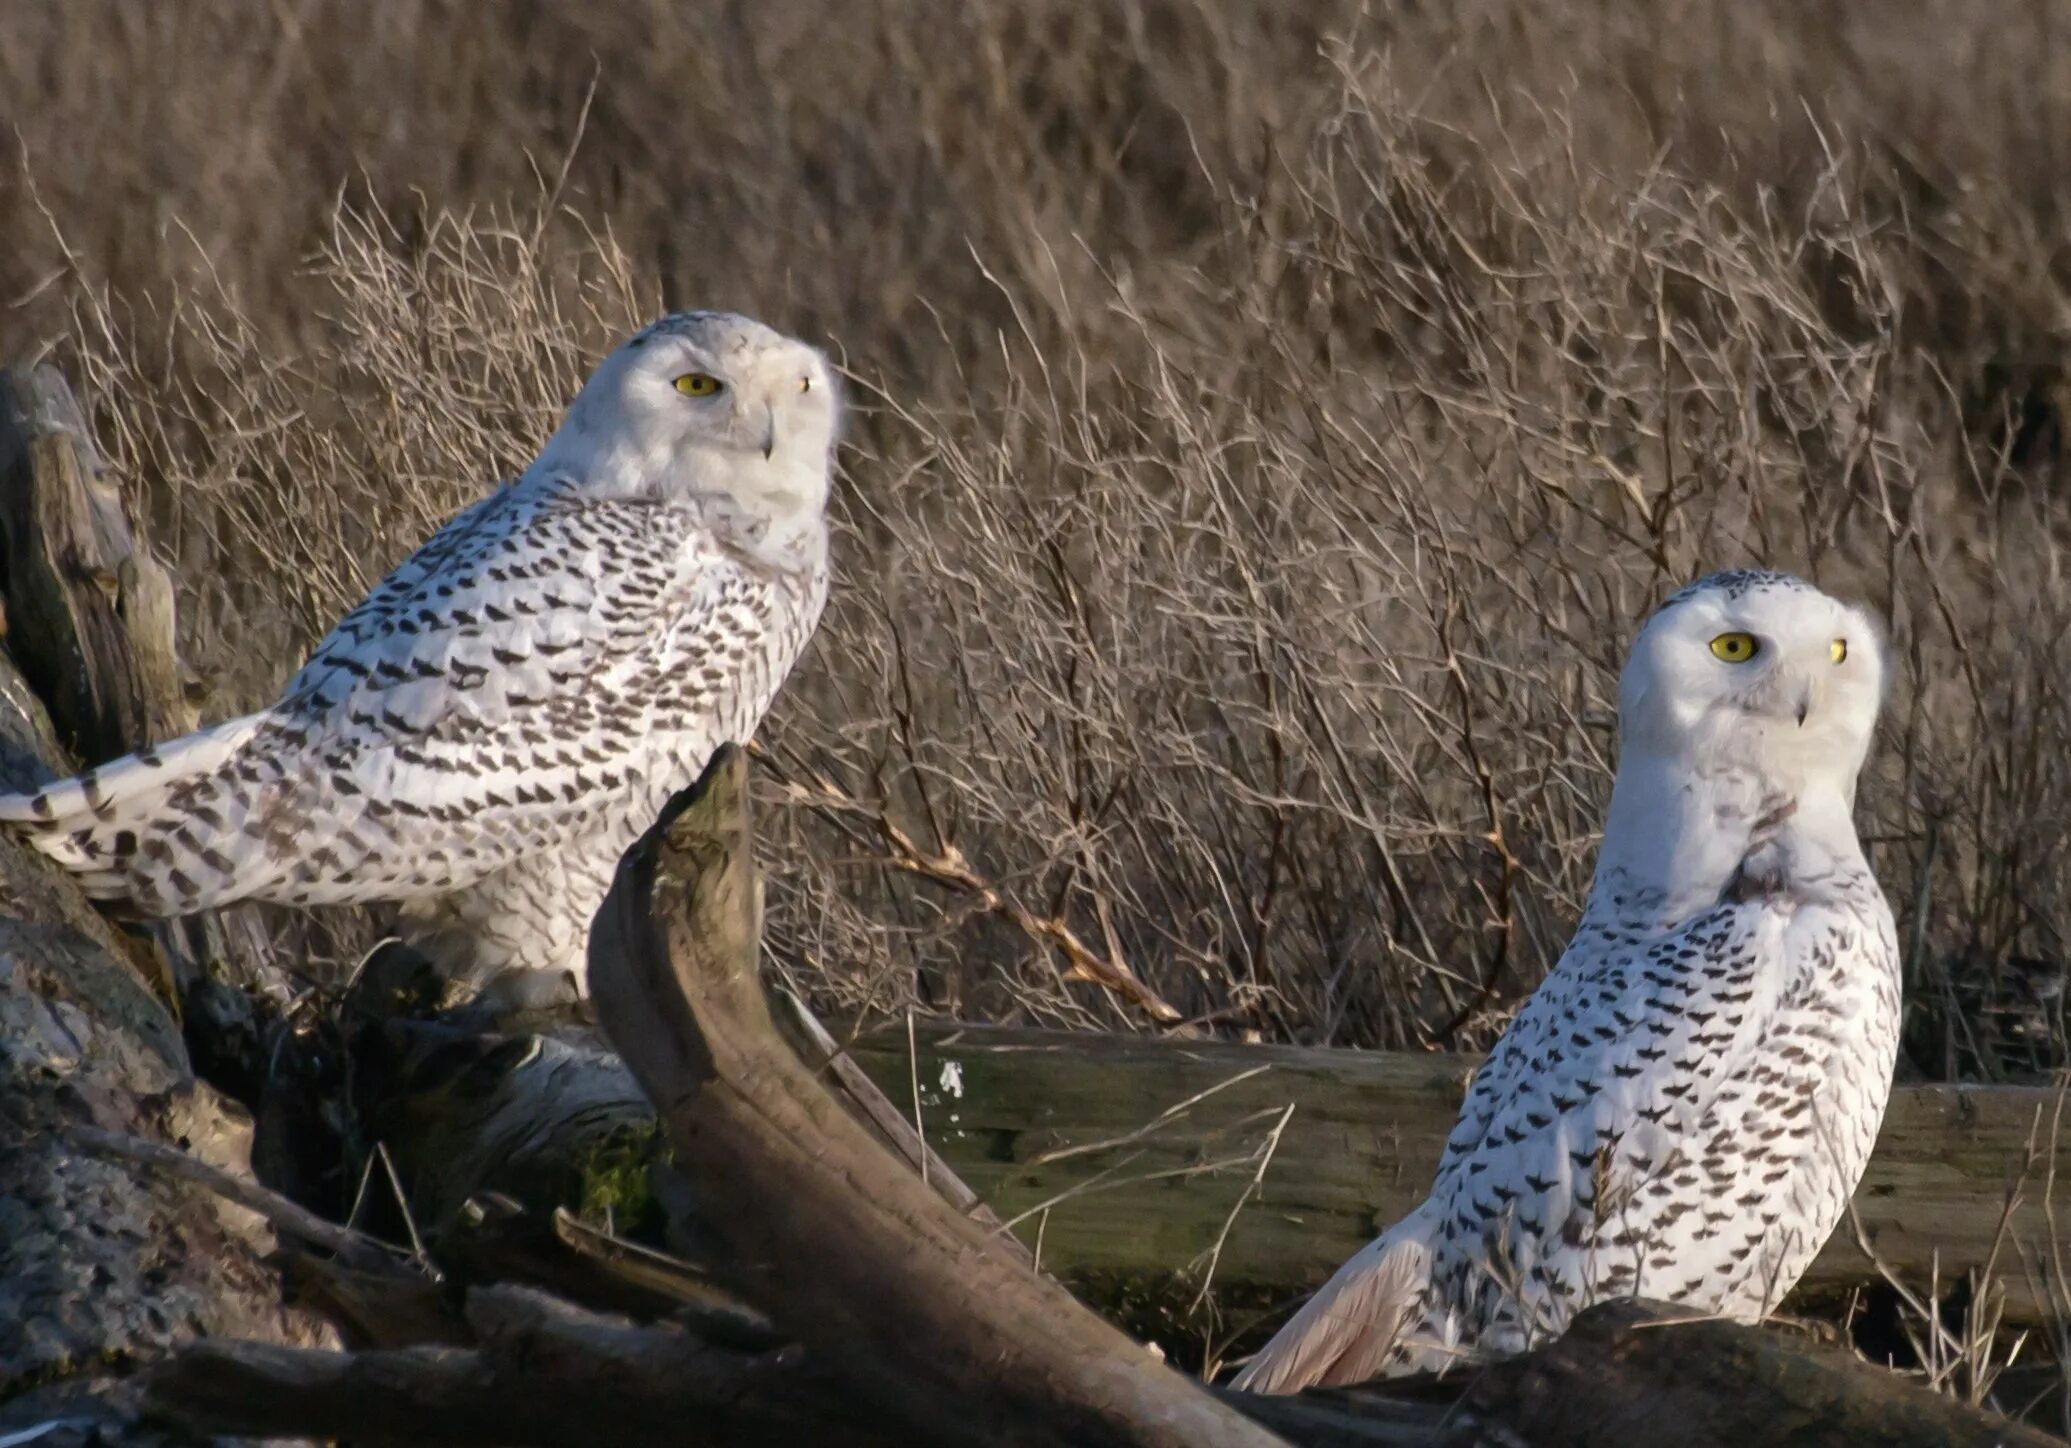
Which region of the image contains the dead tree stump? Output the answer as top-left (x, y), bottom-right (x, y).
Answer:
top-left (0, 365), bottom-right (191, 764)
top-left (586, 743), bottom-right (1290, 1448)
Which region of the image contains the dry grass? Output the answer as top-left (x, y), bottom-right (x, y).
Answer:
top-left (3, 0), bottom-right (2070, 1081)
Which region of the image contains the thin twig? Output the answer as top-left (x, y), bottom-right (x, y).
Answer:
top-left (1188, 1101), bottom-right (1296, 1318)
top-left (68, 1125), bottom-right (414, 1277)
top-left (375, 1140), bottom-right (430, 1267)
top-left (1028, 1065), bottom-right (1272, 1166)
top-left (907, 1009), bottom-right (928, 1189)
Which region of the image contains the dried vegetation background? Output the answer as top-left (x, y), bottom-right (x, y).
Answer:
top-left (2, 0), bottom-right (2070, 1078)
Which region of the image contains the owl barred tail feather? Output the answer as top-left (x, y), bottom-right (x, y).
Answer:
top-left (1230, 1209), bottom-right (1441, 1392)
top-left (0, 712), bottom-right (274, 909)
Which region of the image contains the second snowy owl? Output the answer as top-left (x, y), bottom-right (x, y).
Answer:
top-left (0, 311), bottom-right (838, 1006)
top-left (1235, 570), bottom-right (1901, 1392)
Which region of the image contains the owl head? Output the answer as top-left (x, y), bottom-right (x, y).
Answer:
top-left (1618, 570), bottom-right (1888, 798)
top-left (548, 311), bottom-right (841, 531)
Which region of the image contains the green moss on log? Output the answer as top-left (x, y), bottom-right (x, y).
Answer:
top-left (574, 1120), bottom-right (671, 1235)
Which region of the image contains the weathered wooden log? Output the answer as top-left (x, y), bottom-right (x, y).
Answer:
top-left (585, 744), bottom-right (1289, 1448)
top-left (0, 365), bottom-right (283, 1034)
top-left (1219, 1299), bottom-right (2063, 1448)
top-left (434, 1193), bottom-right (775, 1340)
top-left (774, 984), bottom-right (1035, 1266)
top-left (349, 1004), bottom-right (2067, 1344)
top-left (1436, 1298), bottom-right (2064, 1448)
top-left (844, 1026), bottom-right (2070, 1331)
top-left (351, 984), bottom-right (1033, 1274)
top-left (0, 364), bottom-right (330, 1443)
top-left (143, 1286), bottom-right (2068, 1448)
top-left (146, 1283), bottom-right (897, 1448)
top-left (353, 1018), bottom-right (664, 1233)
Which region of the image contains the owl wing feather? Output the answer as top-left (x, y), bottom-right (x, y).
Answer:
top-left (0, 474), bottom-right (794, 913)
top-left (1427, 898), bottom-right (1797, 1304)
top-left (1237, 886), bottom-right (1862, 1392)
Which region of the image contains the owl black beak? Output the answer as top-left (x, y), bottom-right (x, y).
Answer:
top-left (1794, 684), bottom-right (1813, 727)
top-left (760, 402), bottom-right (777, 460)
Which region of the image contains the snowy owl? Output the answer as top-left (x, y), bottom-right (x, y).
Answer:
top-left (1233, 569), bottom-right (1900, 1392)
top-left (0, 311), bottom-right (838, 1006)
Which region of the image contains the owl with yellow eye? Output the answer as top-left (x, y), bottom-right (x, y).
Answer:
top-left (1237, 568), bottom-right (1901, 1391)
top-left (0, 310), bottom-right (839, 1008)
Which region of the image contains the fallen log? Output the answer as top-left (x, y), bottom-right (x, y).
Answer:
top-left (147, 1289), bottom-right (2062, 1448)
top-left (350, 1005), bottom-right (2066, 1342)
top-left (147, 1283), bottom-right (896, 1448)
top-left (842, 1026), bottom-right (2069, 1331)
top-left (1221, 1299), bottom-right (2063, 1448)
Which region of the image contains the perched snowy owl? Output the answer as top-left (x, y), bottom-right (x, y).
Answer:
top-left (1234, 570), bottom-right (1901, 1392)
top-left (0, 311), bottom-right (838, 1006)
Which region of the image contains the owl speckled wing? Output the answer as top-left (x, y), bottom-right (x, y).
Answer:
top-left (0, 310), bottom-right (839, 1001)
top-left (0, 481), bottom-right (793, 910)
top-left (1422, 883), bottom-right (1895, 1352)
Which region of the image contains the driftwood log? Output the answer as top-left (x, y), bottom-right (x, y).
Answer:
top-left (347, 1003), bottom-right (2067, 1340)
top-left (583, 745), bottom-right (1285, 1448)
top-left (0, 366), bottom-right (283, 1034)
top-left (1226, 1298), bottom-right (2065, 1448)
top-left (144, 1288), bottom-right (2067, 1448)
top-left (844, 1026), bottom-right (2071, 1328)
top-left (150, 1282), bottom-right (901, 1448)
top-left (0, 365), bottom-right (190, 765)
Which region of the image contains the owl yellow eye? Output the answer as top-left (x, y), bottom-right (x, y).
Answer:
top-left (1830, 638), bottom-right (1848, 663)
top-left (674, 373), bottom-right (723, 397)
top-left (1709, 631), bottom-right (1759, 663)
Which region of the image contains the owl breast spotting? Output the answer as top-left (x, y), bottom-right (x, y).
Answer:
top-left (0, 311), bottom-right (839, 1007)
top-left (1234, 570), bottom-right (1902, 1392)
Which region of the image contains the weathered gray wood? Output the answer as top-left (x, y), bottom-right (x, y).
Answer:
top-left (436, 1193), bottom-right (774, 1339)
top-left (355, 1017), bottom-right (662, 1231)
top-left (0, 365), bottom-right (191, 764)
top-left (146, 1283), bottom-right (892, 1448)
top-left (1218, 1300), bottom-right (2063, 1448)
top-left (145, 1293), bottom-right (2065, 1448)
top-left (586, 745), bottom-right (1291, 1448)
top-left (344, 1002), bottom-right (2067, 1358)
top-left (70, 1124), bottom-right (410, 1277)
top-left (345, 1006), bottom-right (2066, 1343)
top-left (844, 1026), bottom-right (2070, 1328)
top-left (1438, 1298), bottom-right (2060, 1447)
top-left (351, 981), bottom-right (1035, 1286)
top-left (0, 364), bottom-right (282, 1092)
top-left (776, 986), bottom-right (1035, 1266)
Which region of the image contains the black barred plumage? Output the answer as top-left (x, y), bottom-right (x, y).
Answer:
top-left (1235, 571), bottom-right (1901, 1392)
top-left (0, 312), bottom-right (839, 1005)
